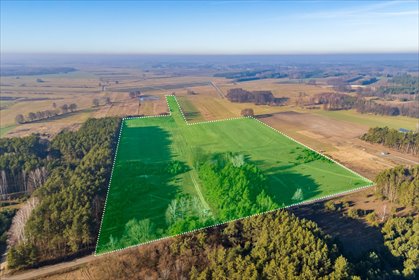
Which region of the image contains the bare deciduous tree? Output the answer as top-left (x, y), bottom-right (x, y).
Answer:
top-left (7, 197), bottom-right (39, 247)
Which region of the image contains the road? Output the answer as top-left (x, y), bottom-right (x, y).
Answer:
top-left (1, 254), bottom-right (98, 280)
top-left (210, 81), bottom-right (225, 99)
top-left (384, 153), bottom-right (418, 165)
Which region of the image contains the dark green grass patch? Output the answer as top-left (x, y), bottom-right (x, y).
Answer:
top-left (96, 96), bottom-right (372, 254)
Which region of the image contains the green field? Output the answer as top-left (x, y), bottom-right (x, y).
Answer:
top-left (314, 109), bottom-right (418, 130)
top-left (96, 96), bottom-right (372, 254)
top-left (0, 125), bottom-right (16, 138)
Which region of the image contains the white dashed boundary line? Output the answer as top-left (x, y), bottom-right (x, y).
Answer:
top-left (95, 118), bottom-right (124, 255)
top-left (170, 94), bottom-right (247, 125)
top-left (95, 96), bottom-right (173, 254)
top-left (95, 95), bottom-right (374, 256)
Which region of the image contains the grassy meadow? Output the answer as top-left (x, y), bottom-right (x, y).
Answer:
top-left (96, 96), bottom-right (371, 254)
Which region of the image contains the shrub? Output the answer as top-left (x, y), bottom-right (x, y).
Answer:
top-left (240, 108), bottom-right (254, 117)
top-left (325, 201), bottom-right (336, 211)
top-left (365, 212), bottom-right (379, 227)
top-left (347, 208), bottom-right (360, 219)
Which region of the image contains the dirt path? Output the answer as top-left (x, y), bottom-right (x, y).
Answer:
top-left (190, 171), bottom-right (210, 210)
top-left (210, 81), bottom-right (225, 99)
top-left (1, 254), bottom-right (99, 280)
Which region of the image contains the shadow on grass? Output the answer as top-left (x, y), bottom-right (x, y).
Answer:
top-left (96, 125), bottom-right (190, 253)
top-left (248, 154), bottom-right (321, 207)
top-left (265, 167), bottom-right (322, 207)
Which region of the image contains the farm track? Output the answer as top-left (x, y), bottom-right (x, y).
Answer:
top-left (190, 172), bottom-right (210, 210)
top-left (210, 81), bottom-right (225, 98)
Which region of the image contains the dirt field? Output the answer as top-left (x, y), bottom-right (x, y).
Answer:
top-left (260, 111), bottom-right (418, 179)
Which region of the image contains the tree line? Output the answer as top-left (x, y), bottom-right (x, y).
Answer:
top-left (374, 165), bottom-right (418, 208)
top-left (6, 117), bottom-right (120, 268)
top-left (226, 88), bottom-right (288, 106)
top-left (361, 127), bottom-right (418, 155)
top-left (309, 92), bottom-right (356, 110)
top-left (308, 93), bottom-right (418, 118)
top-left (355, 99), bottom-right (418, 118)
top-left (375, 74), bottom-right (419, 96)
top-left (15, 103), bottom-right (78, 124)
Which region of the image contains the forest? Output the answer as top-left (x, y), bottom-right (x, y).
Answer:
top-left (76, 202), bottom-right (418, 279)
top-left (361, 127), bottom-right (418, 155)
top-left (375, 74), bottom-right (419, 96)
top-left (374, 165), bottom-right (418, 208)
top-left (0, 135), bottom-right (50, 195)
top-left (5, 117), bottom-right (120, 269)
top-left (355, 99), bottom-right (418, 118)
top-left (309, 92), bottom-right (418, 118)
top-left (84, 210), bottom-right (354, 279)
top-left (226, 88), bottom-right (288, 105)
top-left (214, 69), bottom-right (287, 82)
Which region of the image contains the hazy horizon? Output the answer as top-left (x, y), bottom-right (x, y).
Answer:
top-left (2, 52), bottom-right (418, 68)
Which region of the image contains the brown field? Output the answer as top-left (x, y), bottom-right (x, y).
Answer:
top-left (0, 70), bottom-right (223, 137)
top-left (259, 110), bottom-right (417, 178)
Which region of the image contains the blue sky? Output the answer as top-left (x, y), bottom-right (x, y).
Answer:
top-left (1, 1), bottom-right (418, 54)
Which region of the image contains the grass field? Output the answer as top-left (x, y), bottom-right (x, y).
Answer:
top-left (0, 125), bottom-right (16, 137)
top-left (96, 95), bottom-right (372, 254)
top-left (314, 109), bottom-right (418, 130)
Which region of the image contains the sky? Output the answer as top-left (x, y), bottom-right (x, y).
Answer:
top-left (1, 0), bottom-right (418, 54)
